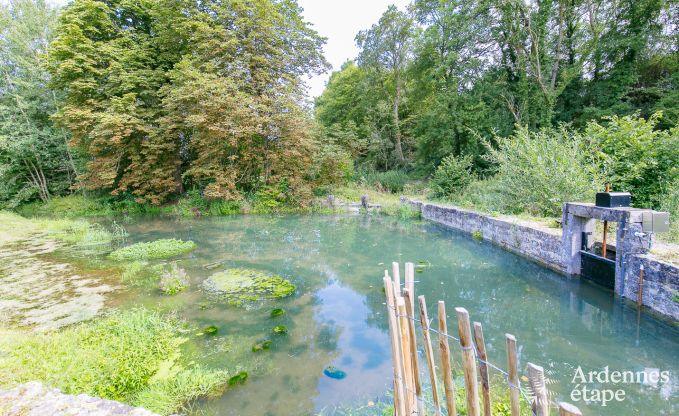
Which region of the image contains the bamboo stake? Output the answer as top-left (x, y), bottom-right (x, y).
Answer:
top-left (384, 276), bottom-right (406, 416)
top-left (393, 262), bottom-right (401, 297)
top-left (398, 297), bottom-right (414, 415)
top-left (403, 289), bottom-right (423, 415)
top-left (473, 322), bottom-right (492, 416)
top-left (558, 402), bottom-right (582, 416)
top-left (456, 308), bottom-right (480, 416)
top-left (527, 363), bottom-right (549, 416)
top-left (506, 334), bottom-right (521, 416)
top-left (418, 295), bottom-right (441, 416)
top-left (438, 301), bottom-right (457, 416)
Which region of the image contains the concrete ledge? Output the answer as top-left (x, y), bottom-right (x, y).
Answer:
top-left (624, 254), bottom-right (679, 321)
top-left (565, 202), bottom-right (649, 223)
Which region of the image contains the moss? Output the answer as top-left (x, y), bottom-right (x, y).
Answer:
top-left (202, 268), bottom-right (295, 307)
top-left (109, 239), bottom-right (196, 261)
top-left (0, 309), bottom-right (229, 415)
top-left (472, 229), bottom-right (483, 241)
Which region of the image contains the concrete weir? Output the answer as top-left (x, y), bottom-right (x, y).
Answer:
top-left (403, 198), bottom-right (679, 322)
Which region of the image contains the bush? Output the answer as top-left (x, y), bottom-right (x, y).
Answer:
top-left (584, 113), bottom-right (679, 208)
top-left (109, 239), bottom-right (197, 261)
top-left (431, 154), bottom-right (474, 199)
top-left (660, 180), bottom-right (679, 243)
top-left (486, 126), bottom-right (600, 217)
top-left (0, 309), bottom-right (229, 415)
top-left (363, 170), bottom-right (409, 193)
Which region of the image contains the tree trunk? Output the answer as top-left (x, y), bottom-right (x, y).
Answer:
top-left (393, 73), bottom-right (405, 163)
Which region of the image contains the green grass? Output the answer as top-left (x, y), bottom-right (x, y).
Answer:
top-left (109, 239), bottom-right (197, 261)
top-left (0, 309), bottom-right (229, 415)
top-left (159, 263), bottom-right (190, 295)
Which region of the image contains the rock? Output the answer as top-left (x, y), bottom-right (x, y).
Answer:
top-left (0, 382), bottom-right (160, 416)
top-left (202, 268), bottom-right (295, 307)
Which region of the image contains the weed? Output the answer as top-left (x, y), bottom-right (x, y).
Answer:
top-left (109, 239), bottom-right (197, 261)
top-left (159, 263), bottom-right (190, 295)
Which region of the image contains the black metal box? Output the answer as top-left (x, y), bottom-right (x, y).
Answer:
top-left (595, 192), bottom-right (631, 208)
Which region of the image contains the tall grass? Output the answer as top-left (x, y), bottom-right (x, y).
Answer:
top-left (0, 309), bottom-right (229, 415)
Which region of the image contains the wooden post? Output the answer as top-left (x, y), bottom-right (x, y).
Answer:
top-left (384, 277), bottom-right (406, 416)
top-left (438, 301), bottom-right (457, 416)
top-left (403, 289), bottom-right (422, 415)
top-left (527, 363), bottom-right (549, 416)
top-left (602, 184), bottom-right (610, 259)
top-left (637, 264), bottom-right (645, 308)
top-left (473, 322), bottom-right (492, 416)
top-left (418, 295), bottom-right (441, 416)
top-left (393, 262), bottom-right (401, 297)
top-left (558, 402), bottom-right (582, 416)
top-left (456, 308), bottom-right (480, 416)
top-left (398, 297), bottom-right (414, 415)
top-left (405, 262), bottom-right (415, 310)
top-left (506, 334), bottom-right (521, 416)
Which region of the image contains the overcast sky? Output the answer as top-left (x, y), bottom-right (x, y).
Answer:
top-left (298, 0), bottom-right (411, 97)
top-left (43, 0), bottom-right (410, 97)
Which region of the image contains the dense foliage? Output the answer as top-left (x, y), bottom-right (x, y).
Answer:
top-left (316, 0), bottom-right (679, 212)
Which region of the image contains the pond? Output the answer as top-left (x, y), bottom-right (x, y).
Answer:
top-left (107, 214), bottom-right (677, 415)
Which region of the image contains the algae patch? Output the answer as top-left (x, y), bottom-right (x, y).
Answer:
top-left (109, 239), bottom-right (196, 261)
top-left (202, 268), bottom-right (295, 307)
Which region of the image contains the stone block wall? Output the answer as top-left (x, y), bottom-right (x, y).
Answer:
top-left (624, 254), bottom-right (679, 321)
top-left (405, 200), bottom-right (566, 272)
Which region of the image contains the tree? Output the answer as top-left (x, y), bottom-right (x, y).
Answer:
top-left (0, 0), bottom-right (74, 207)
top-left (47, 0), bottom-right (328, 204)
top-left (356, 5), bottom-right (415, 164)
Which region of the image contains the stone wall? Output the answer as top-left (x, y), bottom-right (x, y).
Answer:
top-left (623, 255), bottom-right (679, 321)
top-left (404, 199), bottom-right (566, 272)
top-left (403, 198), bottom-right (679, 322)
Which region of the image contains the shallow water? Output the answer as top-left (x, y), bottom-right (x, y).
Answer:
top-left (110, 214), bottom-right (677, 415)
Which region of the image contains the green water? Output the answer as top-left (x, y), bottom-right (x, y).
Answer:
top-left (110, 214), bottom-right (677, 415)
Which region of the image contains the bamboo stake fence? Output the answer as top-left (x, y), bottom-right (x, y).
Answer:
top-left (383, 262), bottom-right (584, 416)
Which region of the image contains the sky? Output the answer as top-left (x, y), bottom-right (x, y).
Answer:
top-left (43, 0), bottom-right (410, 97)
top-left (298, 0), bottom-right (411, 97)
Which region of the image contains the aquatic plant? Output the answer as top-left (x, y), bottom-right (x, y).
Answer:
top-left (202, 325), bottom-right (219, 336)
top-left (159, 263), bottom-right (190, 295)
top-left (270, 308), bottom-right (286, 318)
top-left (227, 371), bottom-right (248, 386)
top-left (0, 309), bottom-right (229, 415)
top-left (202, 268), bottom-right (295, 306)
top-left (252, 340), bottom-right (273, 352)
top-left (109, 239), bottom-right (197, 261)
top-left (272, 325), bottom-right (288, 335)
top-left (121, 261), bottom-right (165, 286)
top-left (472, 229), bottom-right (483, 241)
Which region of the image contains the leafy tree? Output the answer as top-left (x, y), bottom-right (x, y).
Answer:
top-left (0, 0), bottom-right (75, 207)
top-left (431, 154), bottom-right (475, 199)
top-left (47, 0), bottom-right (328, 204)
top-left (356, 5), bottom-right (415, 165)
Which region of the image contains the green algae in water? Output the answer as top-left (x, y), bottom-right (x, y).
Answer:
top-left (203, 325), bottom-right (219, 336)
top-left (251, 340), bottom-right (273, 352)
top-left (270, 308), bottom-right (285, 318)
top-left (109, 239), bottom-right (196, 261)
top-left (202, 268), bottom-right (295, 307)
top-left (227, 371), bottom-right (248, 386)
top-left (272, 325), bottom-right (288, 335)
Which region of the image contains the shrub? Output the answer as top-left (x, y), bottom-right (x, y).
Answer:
top-left (660, 180), bottom-right (679, 243)
top-left (584, 113), bottom-right (679, 208)
top-left (0, 309), bottom-right (229, 415)
top-left (159, 263), bottom-right (190, 295)
top-left (109, 239), bottom-right (197, 261)
top-left (431, 154), bottom-right (474, 199)
top-left (486, 126), bottom-right (600, 217)
top-left (363, 170), bottom-right (409, 193)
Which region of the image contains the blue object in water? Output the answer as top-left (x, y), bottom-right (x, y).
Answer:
top-left (323, 366), bottom-right (347, 380)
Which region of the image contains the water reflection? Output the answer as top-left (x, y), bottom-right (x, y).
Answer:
top-left (111, 214), bottom-right (678, 415)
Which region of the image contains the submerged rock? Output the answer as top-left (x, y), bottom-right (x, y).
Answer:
top-left (202, 268), bottom-right (295, 307)
top-left (323, 366), bottom-right (347, 380)
top-left (0, 382), bottom-right (159, 416)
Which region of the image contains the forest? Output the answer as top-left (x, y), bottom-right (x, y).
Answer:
top-left (1, 0), bottom-right (678, 236)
